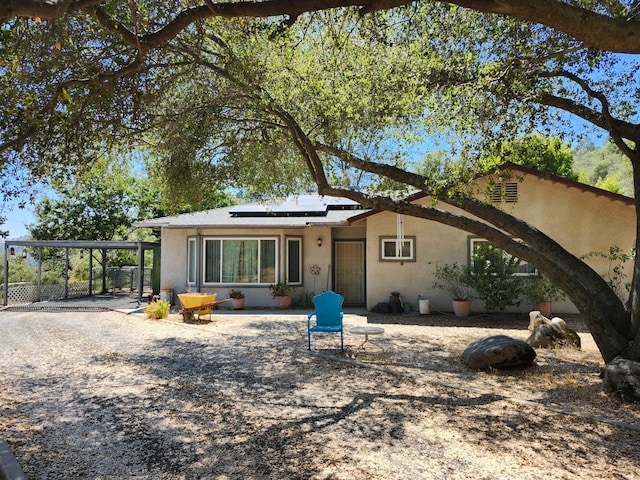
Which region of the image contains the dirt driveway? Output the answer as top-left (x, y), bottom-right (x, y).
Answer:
top-left (0, 309), bottom-right (638, 479)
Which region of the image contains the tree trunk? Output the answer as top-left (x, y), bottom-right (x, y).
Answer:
top-left (621, 151), bottom-right (640, 361)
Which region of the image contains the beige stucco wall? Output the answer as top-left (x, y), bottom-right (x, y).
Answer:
top-left (157, 173), bottom-right (635, 313)
top-left (159, 226), bottom-right (336, 307)
top-left (364, 173), bottom-right (636, 314)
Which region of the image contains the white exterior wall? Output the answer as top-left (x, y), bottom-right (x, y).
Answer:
top-left (364, 173), bottom-right (636, 314)
top-left (160, 226), bottom-right (335, 307)
top-left (158, 227), bottom-right (190, 299)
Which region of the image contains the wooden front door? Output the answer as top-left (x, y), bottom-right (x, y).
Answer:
top-left (334, 240), bottom-right (365, 305)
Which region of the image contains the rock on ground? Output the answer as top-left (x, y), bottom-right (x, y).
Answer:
top-left (461, 335), bottom-right (537, 370)
top-left (603, 357), bottom-right (640, 402)
top-left (526, 322), bottom-right (581, 350)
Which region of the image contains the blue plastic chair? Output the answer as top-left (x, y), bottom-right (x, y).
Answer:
top-left (307, 291), bottom-right (344, 351)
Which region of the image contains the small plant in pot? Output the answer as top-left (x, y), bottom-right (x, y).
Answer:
top-left (523, 274), bottom-right (564, 317)
top-left (270, 282), bottom-right (292, 308)
top-left (228, 289), bottom-right (245, 310)
top-left (432, 262), bottom-right (475, 316)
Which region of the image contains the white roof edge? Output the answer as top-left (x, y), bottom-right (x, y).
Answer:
top-left (305, 220), bottom-right (351, 226)
top-left (161, 224), bottom-right (310, 229)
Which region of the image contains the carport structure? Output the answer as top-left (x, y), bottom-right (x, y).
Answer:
top-left (3, 240), bottom-right (160, 306)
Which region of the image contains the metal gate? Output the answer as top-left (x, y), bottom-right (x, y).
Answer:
top-left (334, 240), bottom-right (365, 305)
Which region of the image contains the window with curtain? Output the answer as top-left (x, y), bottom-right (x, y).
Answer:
top-left (202, 237), bottom-right (277, 284)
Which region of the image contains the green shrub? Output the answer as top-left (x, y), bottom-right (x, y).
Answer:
top-left (582, 245), bottom-right (635, 300)
top-left (432, 262), bottom-right (475, 301)
top-left (523, 275), bottom-right (565, 305)
top-left (468, 244), bottom-right (523, 311)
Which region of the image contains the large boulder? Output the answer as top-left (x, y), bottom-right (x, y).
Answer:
top-left (461, 335), bottom-right (537, 370)
top-left (526, 322), bottom-right (581, 350)
top-left (603, 357), bottom-right (640, 402)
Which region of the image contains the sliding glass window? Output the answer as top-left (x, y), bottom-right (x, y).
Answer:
top-left (203, 237), bottom-right (277, 284)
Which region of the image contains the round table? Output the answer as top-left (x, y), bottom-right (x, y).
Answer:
top-left (350, 326), bottom-right (385, 352)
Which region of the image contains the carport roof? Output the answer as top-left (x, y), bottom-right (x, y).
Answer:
top-left (4, 240), bottom-right (159, 250)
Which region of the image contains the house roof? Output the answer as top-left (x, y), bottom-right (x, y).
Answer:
top-left (346, 162), bottom-right (635, 224)
top-left (134, 194), bottom-right (368, 230)
top-left (135, 164), bottom-right (634, 230)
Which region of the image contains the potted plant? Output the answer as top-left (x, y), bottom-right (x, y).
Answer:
top-left (270, 282), bottom-right (292, 308)
top-left (432, 262), bottom-right (475, 317)
top-left (523, 274), bottom-right (565, 317)
top-left (228, 289), bottom-right (245, 310)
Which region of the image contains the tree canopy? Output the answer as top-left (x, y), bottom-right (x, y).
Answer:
top-left (2, 1), bottom-right (640, 189)
top-left (487, 136), bottom-right (578, 180)
top-left (29, 157), bottom-right (158, 241)
top-left (574, 140), bottom-right (634, 195)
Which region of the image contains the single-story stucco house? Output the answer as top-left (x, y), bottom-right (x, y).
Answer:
top-left (134, 163), bottom-right (636, 314)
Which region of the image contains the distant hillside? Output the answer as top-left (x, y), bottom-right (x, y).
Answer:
top-left (572, 139), bottom-right (634, 197)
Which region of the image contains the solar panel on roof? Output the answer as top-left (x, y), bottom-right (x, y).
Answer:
top-left (229, 194), bottom-right (363, 217)
top-left (229, 204), bottom-right (272, 213)
top-left (272, 198), bottom-right (325, 213)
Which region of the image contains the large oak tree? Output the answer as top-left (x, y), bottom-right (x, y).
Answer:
top-left (3, 1), bottom-right (640, 396)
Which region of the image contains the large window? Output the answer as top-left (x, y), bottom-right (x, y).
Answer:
top-left (379, 236), bottom-right (416, 262)
top-left (203, 237), bottom-right (277, 284)
top-left (469, 238), bottom-right (536, 275)
top-left (285, 237), bottom-right (303, 285)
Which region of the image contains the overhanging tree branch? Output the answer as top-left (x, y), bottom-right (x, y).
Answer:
top-left (538, 70), bottom-right (640, 157)
top-left (4, 1), bottom-right (640, 53)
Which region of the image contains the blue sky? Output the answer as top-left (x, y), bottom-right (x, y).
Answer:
top-left (4, 207), bottom-right (35, 239)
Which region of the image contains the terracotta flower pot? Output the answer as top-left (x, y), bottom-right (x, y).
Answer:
top-left (277, 295), bottom-right (292, 308)
top-left (536, 301), bottom-right (552, 318)
top-left (231, 298), bottom-right (245, 310)
top-left (452, 300), bottom-right (472, 317)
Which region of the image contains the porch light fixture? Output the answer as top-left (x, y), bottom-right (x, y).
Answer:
top-left (317, 237), bottom-right (322, 247)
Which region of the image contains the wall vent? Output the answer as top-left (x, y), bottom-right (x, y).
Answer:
top-left (490, 182), bottom-right (518, 203)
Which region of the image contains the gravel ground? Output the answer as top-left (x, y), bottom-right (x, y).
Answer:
top-left (0, 309), bottom-right (639, 479)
